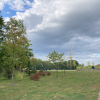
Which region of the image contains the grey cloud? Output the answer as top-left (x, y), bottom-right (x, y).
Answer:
top-left (23, 14), bottom-right (43, 30)
top-left (3, 0), bottom-right (100, 66)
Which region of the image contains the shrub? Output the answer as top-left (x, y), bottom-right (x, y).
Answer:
top-left (16, 72), bottom-right (23, 81)
top-left (39, 69), bottom-right (43, 73)
top-left (47, 72), bottom-right (51, 75)
top-left (25, 68), bottom-right (37, 76)
top-left (4, 68), bottom-right (12, 79)
top-left (0, 66), bottom-right (3, 74)
top-left (30, 75), bottom-right (34, 80)
top-left (32, 69), bottom-right (37, 74)
top-left (30, 73), bottom-right (40, 81)
top-left (42, 72), bottom-right (46, 76)
top-left (76, 66), bottom-right (82, 69)
top-left (21, 69), bottom-right (23, 72)
top-left (38, 72), bottom-right (43, 76)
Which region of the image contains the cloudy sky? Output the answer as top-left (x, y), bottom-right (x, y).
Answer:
top-left (0, 0), bottom-right (100, 66)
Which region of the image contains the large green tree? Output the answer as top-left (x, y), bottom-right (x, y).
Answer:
top-left (2, 17), bottom-right (33, 85)
top-left (15, 35), bottom-right (33, 72)
top-left (0, 10), bottom-right (7, 73)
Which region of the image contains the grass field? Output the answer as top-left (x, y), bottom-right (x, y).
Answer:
top-left (0, 70), bottom-right (100, 100)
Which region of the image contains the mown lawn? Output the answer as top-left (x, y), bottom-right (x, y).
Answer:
top-left (0, 70), bottom-right (100, 100)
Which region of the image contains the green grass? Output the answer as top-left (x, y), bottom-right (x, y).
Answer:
top-left (0, 70), bottom-right (100, 100)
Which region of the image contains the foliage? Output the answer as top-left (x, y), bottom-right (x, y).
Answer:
top-left (3, 17), bottom-right (33, 71)
top-left (39, 69), bottom-right (43, 73)
top-left (47, 72), bottom-right (51, 75)
top-left (25, 60), bottom-right (32, 76)
top-left (94, 65), bottom-right (99, 69)
top-left (83, 66), bottom-right (87, 69)
top-left (21, 69), bottom-right (23, 72)
top-left (0, 10), bottom-right (6, 43)
top-left (0, 66), bottom-right (3, 73)
top-left (86, 61), bottom-right (92, 69)
top-left (16, 71), bottom-right (23, 80)
top-left (32, 69), bottom-right (37, 74)
top-left (87, 65), bottom-right (92, 69)
top-left (87, 61), bottom-right (90, 67)
top-left (0, 11), bottom-right (7, 73)
top-left (30, 73), bottom-right (40, 81)
top-left (2, 56), bottom-right (13, 79)
top-left (1, 17), bottom-right (34, 84)
top-left (4, 67), bottom-right (12, 79)
top-left (47, 51), bottom-right (64, 78)
top-left (47, 51), bottom-right (58, 63)
top-left (34, 58), bottom-right (42, 70)
top-left (30, 57), bottom-right (37, 69)
top-left (41, 72), bottom-right (46, 76)
top-left (76, 66), bottom-right (82, 69)
top-left (38, 72), bottom-right (43, 76)
top-left (25, 59), bottom-right (37, 76)
top-left (73, 60), bottom-right (77, 69)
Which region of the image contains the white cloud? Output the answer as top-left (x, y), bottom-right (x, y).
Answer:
top-left (7, 12), bottom-right (10, 14)
top-left (0, 2), bottom-right (4, 10)
top-left (7, 0), bottom-right (25, 11)
top-left (0, 0), bottom-right (9, 10)
top-left (24, 0), bottom-right (32, 6)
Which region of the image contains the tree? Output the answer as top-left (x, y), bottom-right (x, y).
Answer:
top-left (73, 60), bottom-right (77, 70)
top-left (30, 57), bottom-right (37, 70)
top-left (25, 58), bottom-right (36, 76)
top-left (47, 51), bottom-right (64, 78)
top-left (35, 59), bottom-right (43, 70)
top-left (0, 10), bottom-right (6, 43)
top-left (60, 56), bottom-right (67, 74)
top-left (2, 17), bottom-right (33, 85)
top-left (87, 61), bottom-right (92, 69)
top-left (57, 53), bottom-right (65, 69)
top-left (0, 10), bottom-right (7, 73)
top-left (81, 63), bottom-right (84, 68)
top-left (47, 51), bottom-right (59, 77)
top-left (15, 36), bottom-right (33, 72)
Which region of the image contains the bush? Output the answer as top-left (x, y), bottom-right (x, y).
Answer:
top-left (21, 69), bottom-right (23, 72)
top-left (32, 69), bottom-right (37, 74)
top-left (0, 66), bottom-right (3, 74)
top-left (30, 73), bottom-right (40, 81)
top-left (76, 66), bottom-right (82, 69)
top-left (4, 68), bottom-right (12, 79)
top-left (41, 72), bottom-right (46, 76)
top-left (16, 72), bottom-right (23, 81)
top-left (47, 72), bottom-right (51, 75)
top-left (25, 68), bottom-right (37, 76)
top-left (38, 72), bottom-right (43, 76)
top-left (39, 69), bottom-right (43, 73)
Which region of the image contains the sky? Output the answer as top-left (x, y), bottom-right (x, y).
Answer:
top-left (0, 0), bottom-right (100, 66)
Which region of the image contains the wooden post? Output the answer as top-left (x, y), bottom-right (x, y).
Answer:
top-left (67, 50), bottom-right (74, 70)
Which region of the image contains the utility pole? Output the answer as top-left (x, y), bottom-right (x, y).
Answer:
top-left (67, 50), bottom-right (74, 70)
